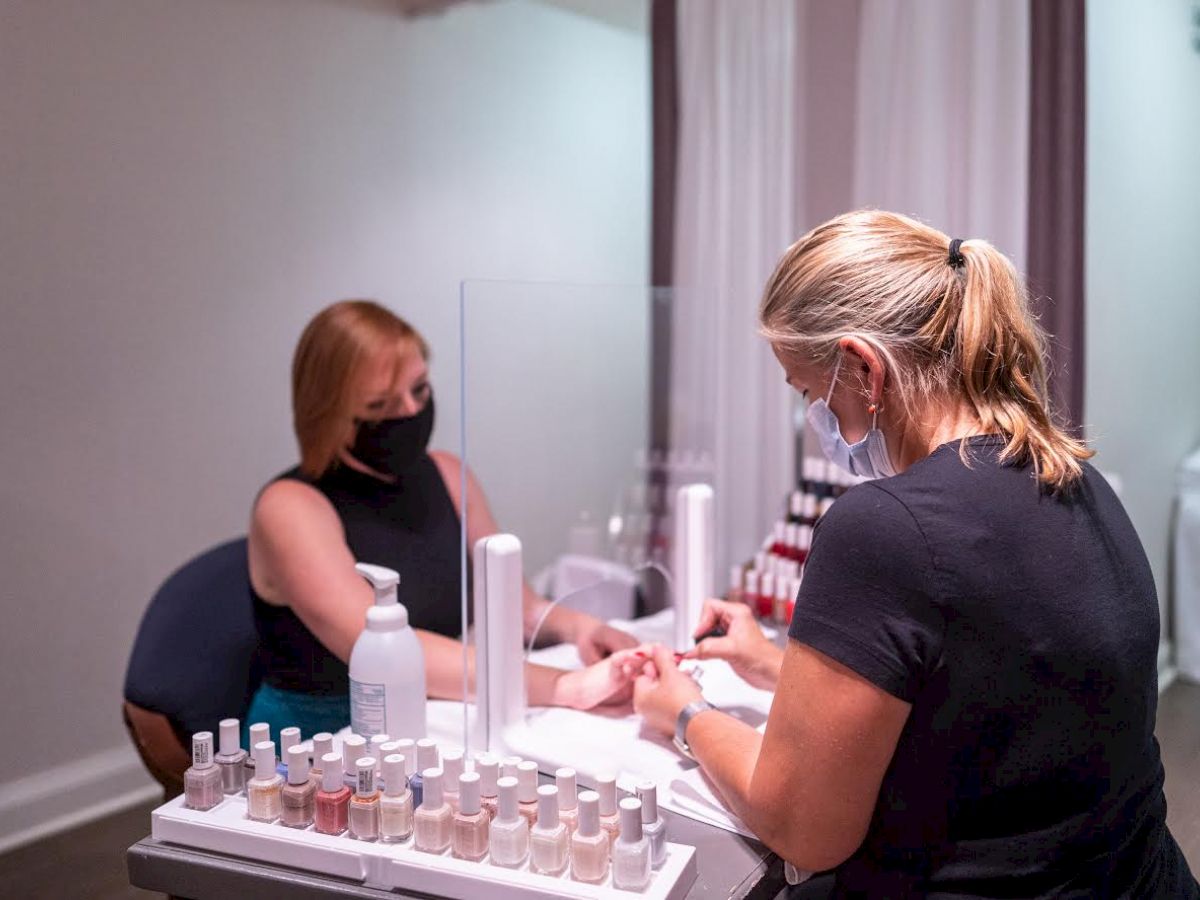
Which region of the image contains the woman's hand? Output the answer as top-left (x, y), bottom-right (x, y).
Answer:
top-left (632, 644), bottom-right (704, 738)
top-left (573, 617), bottom-right (639, 665)
top-left (554, 647), bottom-right (648, 711)
top-left (682, 598), bottom-right (783, 691)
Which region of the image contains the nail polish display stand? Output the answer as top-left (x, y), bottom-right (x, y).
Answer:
top-left (151, 793), bottom-right (697, 900)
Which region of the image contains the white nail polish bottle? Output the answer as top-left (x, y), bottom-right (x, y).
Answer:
top-left (612, 798), bottom-right (652, 891)
top-left (596, 772), bottom-right (621, 846)
top-left (342, 734), bottom-right (367, 788)
top-left (413, 768), bottom-right (452, 854)
top-left (488, 776), bottom-right (529, 868)
top-left (442, 749), bottom-right (465, 814)
top-left (529, 785), bottom-right (570, 876)
top-left (214, 719), bottom-right (247, 795)
top-left (246, 741), bottom-right (283, 822)
top-left (556, 767), bottom-right (580, 832)
top-left (184, 731), bottom-right (222, 810)
top-left (380, 753), bottom-right (414, 842)
top-left (636, 782), bottom-right (667, 868)
top-left (516, 760), bottom-right (540, 825)
top-left (570, 791), bottom-right (609, 884)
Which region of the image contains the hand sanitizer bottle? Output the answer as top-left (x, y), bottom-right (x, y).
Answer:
top-left (349, 563), bottom-right (427, 740)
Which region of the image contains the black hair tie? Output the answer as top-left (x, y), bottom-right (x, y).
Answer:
top-left (948, 238), bottom-right (965, 268)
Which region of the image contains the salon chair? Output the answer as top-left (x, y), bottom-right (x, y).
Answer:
top-left (123, 537), bottom-right (262, 798)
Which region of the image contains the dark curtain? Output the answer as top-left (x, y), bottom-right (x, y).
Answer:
top-left (650, 0), bottom-right (677, 452)
top-left (1027, 0), bottom-right (1087, 431)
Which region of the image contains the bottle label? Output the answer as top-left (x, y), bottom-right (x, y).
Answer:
top-left (358, 766), bottom-right (376, 794)
top-left (194, 741), bottom-right (211, 767)
top-left (350, 678), bottom-right (386, 737)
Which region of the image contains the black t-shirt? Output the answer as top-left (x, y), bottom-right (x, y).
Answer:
top-left (789, 435), bottom-right (1197, 898)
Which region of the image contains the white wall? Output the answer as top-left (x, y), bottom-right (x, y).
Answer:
top-left (1086, 0), bottom-right (1200, 675)
top-left (0, 0), bottom-right (648, 849)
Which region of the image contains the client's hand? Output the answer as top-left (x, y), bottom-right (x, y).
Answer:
top-left (682, 598), bottom-right (783, 691)
top-left (574, 617), bottom-right (639, 665)
top-left (555, 647), bottom-right (648, 711)
top-left (632, 644), bottom-right (703, 738)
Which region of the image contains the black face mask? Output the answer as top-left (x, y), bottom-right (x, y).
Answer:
top-left (351, 392), bottom-right (435, 476)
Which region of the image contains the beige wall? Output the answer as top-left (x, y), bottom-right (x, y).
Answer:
top-left (0, 0), bottom-right (648, 848)
top-left (1086, 0), bottom-right (1200, 675)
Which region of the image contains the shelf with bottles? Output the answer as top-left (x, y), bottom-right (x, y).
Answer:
top-left (727, 458), bottom-right (866, 627)
top-left (169, 723), bottom-right (696, 900)
top-left (607, 448), bottom-right (714, 571)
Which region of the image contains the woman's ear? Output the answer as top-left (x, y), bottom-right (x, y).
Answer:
top-left (838, 336), bottom-right (886, 404)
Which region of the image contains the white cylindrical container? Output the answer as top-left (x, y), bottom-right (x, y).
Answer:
top-left (349, 563), bottom-right (427, 740)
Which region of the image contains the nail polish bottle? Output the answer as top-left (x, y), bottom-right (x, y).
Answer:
top-left (314, 752), bottom-right (351, 835)
top-left (759, 572), bottom-right (776, 620)
top-left (475, 754), bottom-right (500, 820)
top-left (596, 773), bottom-right (621, 846)
top-left (342, 735), bottom-right (367, 789)
top-left (409, 739), bottom-right (439, 808)
top-left (773, 574), bottom-right (791, 625)
top-left (744, 571), bottom-right (761, 621)
top-left (442, 750), bottom-right (465, 814)
top-left (380, 754), bottom-right (413, 842)
top-left (184, 731), bottom-right (222, 810)
top-left (281, 745), bottom-right (317, 828)
top-left (349, 757), bottom-right (381, 841)
top-left (277, 726), bottom-right (301, 778)
top-left (414, 768), bottom-right (452, 854)
top-left (488, 776), bottom-right (529, 868)
top-left (244, 722), bottom-right (269, 783)
top-left (246, 741), bottom-right (283, 823)
top-left (213, 719), bottom-right (247, 795)
top-left (500, 755), bottom-right (522, 781)
top-left (451, 772), bottom-right (489, 861)
top-left (570, 791), bottom-right (609, 884)
top-left (530, 785), bottom-right (569, 876)
top-left (555, 767), bottom-right (579, 832)
top-left (516, 761), bottom-right (540, 825)
top-left (612, 798), bottom-right (652, 891)
top-left (636, 782), bottom-right (667, 868)
top-left (310, 733), bottom-right (334, 780)
top-left (727, 565), bottom-right (744, 606)
top-left (368, 735), bottom-right (391, 774)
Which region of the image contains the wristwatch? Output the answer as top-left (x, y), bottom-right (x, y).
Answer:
top-left (673, 699), bottom-right (717, 760)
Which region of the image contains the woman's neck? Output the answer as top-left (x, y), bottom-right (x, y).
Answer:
top-left (891, 398), bottom-right (990, 471)
top-left (336, 449), bottom-right (396, 484)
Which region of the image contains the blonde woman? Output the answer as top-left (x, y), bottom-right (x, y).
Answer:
top-left (247, 300), bottom-right (638, 739)
top-left (633, 212), bottom-right (1197, 897)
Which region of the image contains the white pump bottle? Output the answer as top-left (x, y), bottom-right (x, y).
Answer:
top-left (349, 563), bottom-right (427, 740)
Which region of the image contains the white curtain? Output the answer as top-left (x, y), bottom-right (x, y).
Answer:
top-left (853, 0), bottom-right (1030, 270)
top-left (670, 1), bottom-right (1031, 576)
top-left (671, 0), bottom-right (799, 577)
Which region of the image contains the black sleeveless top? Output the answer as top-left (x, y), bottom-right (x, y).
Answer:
top-left (252, 453), bottom-right (468, 696)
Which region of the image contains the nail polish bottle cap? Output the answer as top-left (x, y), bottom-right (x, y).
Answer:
top-left (729, 565), bottom-right (743, 591)
top-left (496, 776), bottom-right (519, 823)
top-left (279, 726), bottom-right (300, 759)
top-left (312, 733), bottom-right (334, 762)
top-left (356, 758), bottom-right (377, 796)
top-left (458, 772), bottom-right (481, 815)
top-left (577, 790), bottom-right (600, 837)
top-left (555, 768), bottom-right (577, 810)
top-left (501, 755), bottom-right (522, 780)
top-left (536, 785), bottom-right (560, 829)
top-left (394, 739), bottom-right (416, 775)
top-left (596, 772), bottom-right (617, 816)
top-left (516, 760), bottom-right (539, 803)
top-left (416, 738), bottom-right (439, 773)
top-left (320, 753), bottom-right (343, 792)
top-left (254, 741), bottom-right (276, 780)
top-left (421, 768), bottom-right (444, 809)
top-left (619, 797), bottom-right (644, 842)
top-left (475, 755), bottom-right (499, 797)
top-left (218, 719), bottom-right (240, 756)
top-left (343, 735), bottom-right (366, 774)
top-left (636, 782), bottom-right (659, 821)
top-left (773, 520), bottom-right (786, 541)
top-left (369, 734), bottom-right (390, 761)
top-left (442, 749), bottom-right (464, 790)
top-left (249, 722), bottom-right (270, 750)
top-left (287, 745), bottom-right (310, 784)
top-left (746, 570), bottom-right (760, 592)
top-left (383, 754), bottom-right (407, 794)
top-left (191, 732), bottom-right (214, 769)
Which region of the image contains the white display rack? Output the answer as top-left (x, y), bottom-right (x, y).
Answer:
top-left (152, 793), bottom-right (698, 900)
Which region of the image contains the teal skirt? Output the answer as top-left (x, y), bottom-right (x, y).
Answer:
top-left (243, 682), bottom-right (349, 747)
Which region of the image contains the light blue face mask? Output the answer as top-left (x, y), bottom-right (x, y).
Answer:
top-left (804, 355), bottom-right (897, 480)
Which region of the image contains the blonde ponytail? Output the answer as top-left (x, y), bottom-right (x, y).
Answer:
top-left (760, 210), bottom-right (1092, 492)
